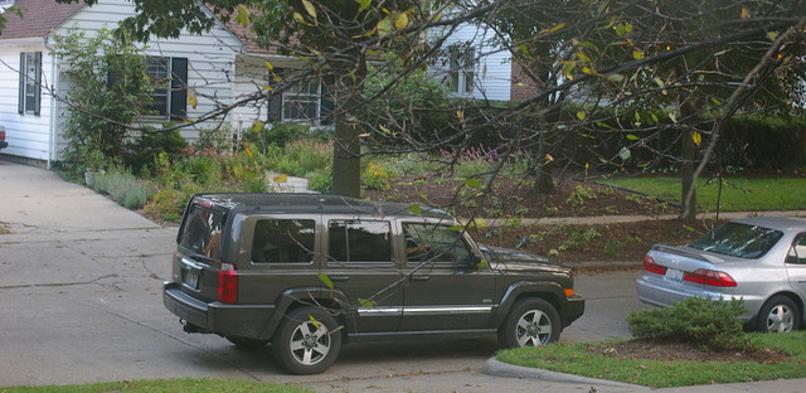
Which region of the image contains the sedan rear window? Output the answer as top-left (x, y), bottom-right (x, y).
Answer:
top-left (689, 222), bottom-right (783, 259)
top-left (179, 205), bottom-right (226, 259)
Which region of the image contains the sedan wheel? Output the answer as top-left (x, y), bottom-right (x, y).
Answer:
top-left (757, 295), bottom-right (801, 333)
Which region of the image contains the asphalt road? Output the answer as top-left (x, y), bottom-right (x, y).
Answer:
top-left (0, 161), bottom-right (648, 392)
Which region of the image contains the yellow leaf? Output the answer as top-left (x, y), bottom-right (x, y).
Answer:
top-left (357, 0), bottom-right (371, 13)
top-left (376, 17), bottom-right (393, 36)
top-left (691, 131), bottom-right (702, 146)
top-left (264, 61), bottom-right (274, 72)
top-left (251, 120), bottom-right (264, 134)
top-left (456, 109), bottom-right (465, 122)
top-left (542, 22), bottom-right (567, 34)
top-left (292, 11), bottom-right (305, 24)
top-left (301, 0), bottom-right (317, 19)
top-left (767, 31), bottom-right (778, 41)
top-left (632, 49), bottom-right (644, 60)
top-left (576, 111), bottom-right (587, 121)
top-left (274, 174), bottom-right (288, 183)
top-left (395, 12), bottom-right (409, 30)
top-left (236, 4), bottom-right (250, 27)
top-left (740, 6), bottom-right (750, 20)
top-left (188, 91), bottom-right (198, 109)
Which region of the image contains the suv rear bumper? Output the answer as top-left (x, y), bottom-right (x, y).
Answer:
top-left (561, 296), bottom-right (585, 327)
top-left (0, 141), bottom-right (7, 149)
top-left (163, 282), bottom-right (276, 339)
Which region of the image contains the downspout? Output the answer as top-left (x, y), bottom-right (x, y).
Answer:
top-left (44, 35), bottom-right (59, 170)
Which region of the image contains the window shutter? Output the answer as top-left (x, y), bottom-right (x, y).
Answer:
top-left (464, 48), bottom-right (474, 94)
top-left (170, 57), bottom-right (188, 120)
top-left (320, 76), bottom-right (334, 126)
top-left (33, 52), bottom-right (42, 116)
top-left (18, 53), bottom-right (25, 114)
top-left (267, 67), bottom-right (284, 122)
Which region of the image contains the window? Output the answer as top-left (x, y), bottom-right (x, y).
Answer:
top-left (328, 220), bottom-right (392, 263)
top-left (689, 222), bottom-right (784, 259)
top-left (447, 44), bottom-right (475, 95)
top-left (282, 78), bottom-right (321, 122)
top-left (18, 52), bottom-right (42, 115)
top-left (788, 235), bottom-right (806, 264)
top-left (251, 219), bottom-right (316, 263)
top-left (178, 205), bottom-right (226, 260)
top-left (146, 56), bottom-right (171, 117)
top-left (402, 223), bottom-right (472, 264)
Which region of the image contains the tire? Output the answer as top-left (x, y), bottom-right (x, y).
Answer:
top-left (756, 295), bottom-right (801, 333)
top-left (498, 298), bottom-right (561, 349)
top-left (225, 336), bottom-right (268, 350)
top-left (271, 306), bottom-right (343, 375)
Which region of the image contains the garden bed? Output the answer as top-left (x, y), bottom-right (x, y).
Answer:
top-left (496, 332), bottom-right (806, 388)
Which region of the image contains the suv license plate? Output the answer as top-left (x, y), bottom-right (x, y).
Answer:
top-left (666, 268), bottom-right (684, 282)
top-left (183, 268), bottom-right (200, 289)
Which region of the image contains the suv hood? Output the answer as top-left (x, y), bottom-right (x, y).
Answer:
top-left (480, 245), bottom-right (571, 274)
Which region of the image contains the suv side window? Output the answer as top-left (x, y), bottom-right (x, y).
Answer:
top-left (328, 220), bottom-right (392, 262)
top-left (402, 223), bottom-right (471, 265)
top-left (787, 234), bottom-right (806, 264)
top-left (251, 219), bottom-right (316, 263)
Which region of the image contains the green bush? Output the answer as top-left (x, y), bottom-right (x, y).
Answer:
top-left (244, 122), bottom-right (311, 153)
top-left (124, 127), bottom-right (188, 175)
top-left (307, 169), bottom-right (332, 193)
top-left (144, 188), bottom-right (185, 222)
top-left (626, 297), bottom-right (748, 351)
top-left (266, 138), bottom-right (332, 177)
top-left (93, 170), bottom-right (155, 209)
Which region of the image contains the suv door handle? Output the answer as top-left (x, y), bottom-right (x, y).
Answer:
top-left (411, 275), bottom-right (431, 281)
top-left (329, 275), bottom-right (351, 282)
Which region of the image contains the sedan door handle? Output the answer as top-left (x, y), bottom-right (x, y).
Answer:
top-left (329, 275), bottom-right (351, 282)
top-left (410, 275), bottom-right (431, 281)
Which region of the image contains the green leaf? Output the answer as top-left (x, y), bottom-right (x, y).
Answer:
top-left (308, 314), bottom-right (321, 329)
top-left (357, 297), bottom-right (376, 308)
top-left (576, 111), bottom-right (587, 121)
top-left (301, 0), bottom-right (317, 19)
top-left (767, 31), bottom-right (779, 41)
top-left (465, 178), bottom-right (482, 189)
top-left (542, 22), bottom-right (567, 34)
top-left (394, 12), bottom-right (409, 30)
top-left (292, 11), bottom-right (305, 24)
top-left (235, 4), bottom-right (250, 27)
top-left (625, 134), bottom-right (640, 141)
top-left (618, 147), bottom-right (631, 161)
top-left (357, 0), bottom-right (371, 12)
top-left (408, 203), bottom-right (422, 215)
top-left (376, 17), bottom-right (393, 36)
top-left (317, 272), bottom-right (334, 289)
top-left (632, 49), bottom-right (644, 60)
top-left (607, 73), bottom-right (624, 83)
top-left (250, 120), bottom-right (263, 134)
top-left (478, 259), bottom-right (490, 269)
top-left (447, 224), bottom-right (465, 232)
top-left (682, 224), bottom-right (697, 233)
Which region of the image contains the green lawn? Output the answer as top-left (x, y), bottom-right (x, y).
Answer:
top-left (497, 332), bottom-right (806, 388)
top-left (602, 176), bottom-right (806, 212)
top-left (0, 379), bottom-right (311, 393)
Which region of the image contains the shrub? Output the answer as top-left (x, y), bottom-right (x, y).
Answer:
top-left (244, 122), bottom-right (311, 153)
top-left (144, 188), bottom-right (185, 222)
top-left (363, 162), bottom-right (394, 191)
top-left (266, 138), bottom-right (332, 177)
top-left (626, 297), bottom-right (748, 351)
top-left (307, 169), bottom-right (332, 193)
top-left (124, 127), bottom-right (188, 175)
top-left (93, 170), bottom-right (155, 209)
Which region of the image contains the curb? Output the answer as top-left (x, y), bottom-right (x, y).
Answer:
top-left (481, 357), bottom-right (646, 389)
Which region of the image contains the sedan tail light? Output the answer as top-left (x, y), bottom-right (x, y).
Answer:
top-left (683, 269), bottom-right (737, 287)
top-left (642, 256), bottom-right (667, 275)
top-left (217, 263), bottom-right (238, 303)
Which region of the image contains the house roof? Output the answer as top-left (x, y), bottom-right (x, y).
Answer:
top-left (0, 0), bottom-right (85, 40)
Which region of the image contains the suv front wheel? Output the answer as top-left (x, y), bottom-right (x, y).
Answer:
top-left (272, 306), bottom-right (343, 374)
top-left (498, 298), bottom-right (561, 348)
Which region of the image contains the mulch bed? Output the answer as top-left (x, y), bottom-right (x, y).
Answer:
top-left (367, 176), bottom-right (674, 219)
top-left (472, 219), bottom-right (721, 264)
top-left (589, 339), bottom-right (788, 364)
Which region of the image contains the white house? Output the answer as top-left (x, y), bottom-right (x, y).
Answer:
top-left (0, 0), bottom-right (534, 165)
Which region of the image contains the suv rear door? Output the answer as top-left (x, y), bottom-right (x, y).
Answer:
top-left (398, 221), bottom-right (496, 331)
top-left (324, 218), bottom-right (404, 332)
top-left (174, 201), bottom-right (229, 302)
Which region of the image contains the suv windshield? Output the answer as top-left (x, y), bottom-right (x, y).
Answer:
top-left (689, 222), bottom-right (783, 259)
top-left (179, 205), bottom-right (226, 260)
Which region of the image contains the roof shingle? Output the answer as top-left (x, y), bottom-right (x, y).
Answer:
top-left (0, 0), bottom-right (85, 40)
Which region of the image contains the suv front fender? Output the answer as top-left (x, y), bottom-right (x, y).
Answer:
top-left (494, 281), bottom-right (583, 328)
top-left (259, 287), bottom-right (358, 340)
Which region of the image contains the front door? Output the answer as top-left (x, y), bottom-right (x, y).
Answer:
top-left (786, 233), bottom-right (806, 306)
top-left (324, 218), bottom-right (404, 333)
top-left (398, 222), bottom-right (496, 331)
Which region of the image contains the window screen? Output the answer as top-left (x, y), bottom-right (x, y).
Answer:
top-left (251, 219), bottom-right (316, 263)
top-left (328, 220), bottom-right (392, 262)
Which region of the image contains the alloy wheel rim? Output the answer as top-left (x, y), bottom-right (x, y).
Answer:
top-left (515, 309), bottom-right (552, 347)
top-left (289, 320), bottom-right (331, 366)
top-left (766, 304), bottom-right (794, 333)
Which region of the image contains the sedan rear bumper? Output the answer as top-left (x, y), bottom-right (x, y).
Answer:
top-left (163, 282), bottom-right (276, 339)
top-left (635, 275), bottom-right (764, 321)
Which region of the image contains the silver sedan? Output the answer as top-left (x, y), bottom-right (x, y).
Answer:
top-left (636, 217), bottom-right (806, 333)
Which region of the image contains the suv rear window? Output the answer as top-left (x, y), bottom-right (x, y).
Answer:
top-left (328, 220), bottom-right (392, 262)
top-left (252, 219), bottom-right (316, 263)
top-left (689, 222), bottom-right (783, 259)
top-left (179, 205), bottom-right (226, 259)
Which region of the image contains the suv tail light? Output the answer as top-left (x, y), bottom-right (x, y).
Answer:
top-left (642, 255), bottom-right (667, 275)
top-left (683, 269), bottom-right (737, 287)
top-left (217, 263), bottom-right (238, 303)
top-left (0, 130), bottom-right (5, 141)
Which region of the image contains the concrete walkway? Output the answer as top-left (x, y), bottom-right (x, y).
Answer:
top-left (0, 160), bottom-right (158, 235)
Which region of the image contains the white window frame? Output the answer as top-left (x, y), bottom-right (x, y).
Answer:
top-left (281, 78), bottom-right (321, 123)
top-left (145, 56), bottom-right (172, 119)
top-left (447, 44), bottom-right (476, 96)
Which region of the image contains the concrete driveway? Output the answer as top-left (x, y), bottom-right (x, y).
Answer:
top-left (0, 160), bottom-right (646, 392)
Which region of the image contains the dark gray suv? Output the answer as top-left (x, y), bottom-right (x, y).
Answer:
top-left (164, 193), bottom-right (585, 374)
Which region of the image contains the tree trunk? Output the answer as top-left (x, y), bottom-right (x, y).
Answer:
top-left (331, 59), bottom-right (365, 198)
top-left (680, 128), bottom-right (697, 222)
top-left (532, 108), bottom-right (556, 194)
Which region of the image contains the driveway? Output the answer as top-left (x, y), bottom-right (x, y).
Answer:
top-left (0, 160), bottom-right (646, 392)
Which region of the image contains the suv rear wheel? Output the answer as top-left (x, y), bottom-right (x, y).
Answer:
top-left (271, 306), bottom-right (342, 374)
top-left (498, 298), bottom-right (561, 348)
